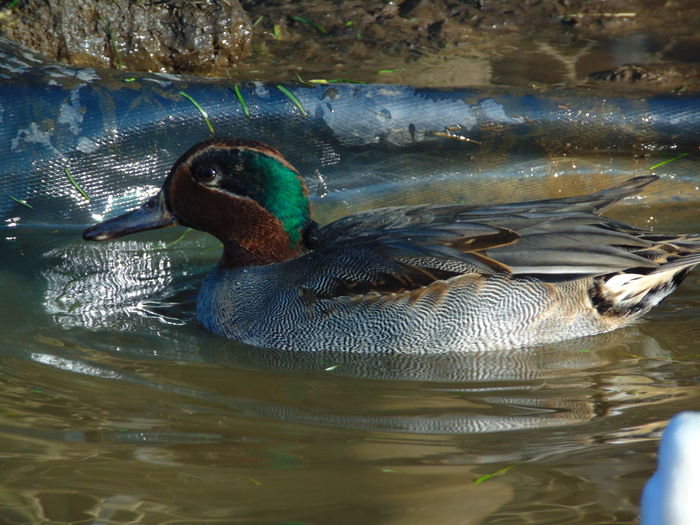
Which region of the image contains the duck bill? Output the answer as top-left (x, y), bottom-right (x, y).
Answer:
top-left (83, 192), bottom-right (177, 241)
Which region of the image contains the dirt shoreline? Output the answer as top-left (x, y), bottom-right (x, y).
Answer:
top-left (0, 0), bottom-right (698, 90)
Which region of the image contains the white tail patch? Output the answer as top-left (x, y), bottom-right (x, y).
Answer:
top-left (602, 266), bottom-right (691, 310)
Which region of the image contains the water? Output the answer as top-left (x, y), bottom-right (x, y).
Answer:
top-left (2, 2), bottom-right (700, 516)
top-left (231, 12), bottom-right (700, 90)
top-left (1, 152), bottom-right (699, 523)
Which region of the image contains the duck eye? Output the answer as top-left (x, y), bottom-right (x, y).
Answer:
top-left (194, 165), bottom-right (218, 183)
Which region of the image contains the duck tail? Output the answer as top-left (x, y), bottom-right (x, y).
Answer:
top-left (591, 250), bottom-right (700, 317)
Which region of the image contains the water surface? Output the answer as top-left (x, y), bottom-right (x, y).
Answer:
top-left (1, 153), bottom-right (699, 523)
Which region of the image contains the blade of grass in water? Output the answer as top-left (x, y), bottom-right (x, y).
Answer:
top-left (64, 167), bottom-right (91, 202)
top-left (649, 152), bottom-right (689, 171)
top-left (165, 228), bottom-right (192, 248)
top-left (276, 85), bottom-right (308, 117)
top-left (292, 15), bottom-right (326, 34)
top-left (200, 242), bottom-right (224, 255)
top-left (8, 196), bottom-right (32, 209)
top-left (232, 84), bottom-right (251, 117)
top-left (103, 23), bottom-right (126, 71)
top-left (473, 465), bottom-right (515, 485)
top-left (178, 91), bottom-right (215, 135)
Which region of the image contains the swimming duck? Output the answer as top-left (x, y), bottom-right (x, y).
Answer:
top-left (84, 138), bottom-right (700, 352)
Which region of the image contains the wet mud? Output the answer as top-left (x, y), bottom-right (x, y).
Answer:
top-left (1, 0), bottom-right (698, 90)
top-left (0, 0), bottom-right (251, 74)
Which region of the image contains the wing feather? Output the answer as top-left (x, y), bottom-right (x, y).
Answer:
top-left (305, 176), bottom-right (664, 299)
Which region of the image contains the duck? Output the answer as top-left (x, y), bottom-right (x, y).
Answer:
top-left (83, 138), bottom-right (700, 353)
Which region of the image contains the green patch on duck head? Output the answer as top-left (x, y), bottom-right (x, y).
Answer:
top-left (242, 150), bottom-right (310, 247)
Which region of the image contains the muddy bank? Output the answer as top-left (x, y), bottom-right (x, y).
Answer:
top-left (238, 0), bottom-right (700, 89)
top-left (0, 0), bottom-right (251, 75)
top-left (0, 0), bottom-right (698, 89)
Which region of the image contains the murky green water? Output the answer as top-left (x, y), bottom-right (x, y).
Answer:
top-left (2, 152), bottom-right (699, 523)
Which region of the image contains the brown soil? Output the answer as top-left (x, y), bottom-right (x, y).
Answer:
top-left (0, 0), bottom-right (251, 75)
top-left (0, 0), bottom-right (698, 89)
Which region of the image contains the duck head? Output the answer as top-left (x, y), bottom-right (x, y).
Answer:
top-left (83, 138), bottom-right (314, 267)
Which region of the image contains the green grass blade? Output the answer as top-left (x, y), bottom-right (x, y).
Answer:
top-left (474, 465), bottom-right (515, 485)
top-left (164, 227), bottom-right (192, 248)
top-left (232, 84), bottom-right (251, 117)
top-left (291, 15), bottom-right (326, 34)
top-left (64, 167), bottom-right (91, 202)
top-left (200, 242), bottom-right (224, 255)
top-left (178, 90), bottom-right (215, 135)
top-left (276, 85), bottom-right (308, 117)
top-left (8, 196), bottom-right (33, 209)
top-left (649, 152), bottom-right (689, 171)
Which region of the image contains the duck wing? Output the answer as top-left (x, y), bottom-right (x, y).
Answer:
top-left (303, 176), bottom-right (661, 298)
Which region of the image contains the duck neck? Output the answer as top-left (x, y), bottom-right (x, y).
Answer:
top-left (216, 206), bottom-right (310, 269)
top-left (219, 226), bottom-right (305, 269)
